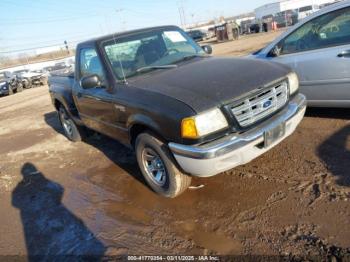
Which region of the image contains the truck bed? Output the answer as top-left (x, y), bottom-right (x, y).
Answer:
top-left (48, 71), bottom-right (76, 115)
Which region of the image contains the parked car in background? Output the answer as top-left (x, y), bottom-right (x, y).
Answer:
top-left (32, 69), bottom-right (49, 85)
top-left (47, 62), bottom-right (73, 76)
top-left (249, 23), bottom-right (260, 33)
top-left (274, 10), bottom-right (298, 28)
top-left (43, 66), bottom-right (54, 72)
top-left (13, 69), bottom-right (45, 87)
top-left (251, 0), bottom-right (350, 108)
top-left (186, 30), bottom-right (207, 42)
top-left (49, 25), bottom-right (306, 198)
top-left (13, 69), bottom-right (32, 89)
top-left (53, 62), bottom-right (70, 71)
top-left (298, 5), bottom-right (320, 21)
top-left (0, 71), bottom-right (23, 96)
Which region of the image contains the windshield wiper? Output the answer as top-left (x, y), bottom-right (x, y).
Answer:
top-left (173, 54), bottom-right (206, 64)
top-left (136, 65), bottom-right (178, 73)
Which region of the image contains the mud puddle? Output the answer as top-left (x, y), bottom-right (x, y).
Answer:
top-left (173, 220), bottom-right (242, 254)
top-left (0, 129), bottom-right (54, 155)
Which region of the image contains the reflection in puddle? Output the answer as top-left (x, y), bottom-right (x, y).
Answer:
top-left (70, 162), bottom-right (280, 254)
top-left (174, 221), bottom-right (242, 254)
top-left (101, 200), bottom-right (152, 225)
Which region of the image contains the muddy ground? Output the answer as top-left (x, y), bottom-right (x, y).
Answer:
top-left (0, 31), bottom-right (349, 260)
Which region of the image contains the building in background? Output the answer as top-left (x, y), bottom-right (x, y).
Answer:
top-left (255, 0), bottom-right (337, 20)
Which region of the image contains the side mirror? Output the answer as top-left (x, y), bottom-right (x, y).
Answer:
top-left (202, 45), bottom-right (213, 54)
top-left (81, 74), bottom-right (101, 89)
top-left (269, 45), bottom-right (281, 57)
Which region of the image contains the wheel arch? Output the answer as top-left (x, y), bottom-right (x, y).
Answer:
top-left (128, 116), bottom-right (166, 148)
top-left (54, 98), bottom-right (64, 111)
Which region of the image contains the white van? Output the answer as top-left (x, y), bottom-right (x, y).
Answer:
top-left (298, 5), bottom-right (320, 21)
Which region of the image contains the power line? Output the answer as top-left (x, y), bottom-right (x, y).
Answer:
top-left (0, 14), bottom-right (103, 25)
top-left (0, 0), bottom-right (99, 17)
top-left (0, 34), bottom-right (103, 54)
top-left (3, 30), bottom-right (102, 41)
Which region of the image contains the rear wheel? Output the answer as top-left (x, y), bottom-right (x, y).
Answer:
top-left (26, 79), bottom-right (32, 89)
top-left (135, 132), bottom-right (192, 198)
top-left (17, 83), bottom-right (23, 92)
top-left (58, 106), bottom-right (85, 142)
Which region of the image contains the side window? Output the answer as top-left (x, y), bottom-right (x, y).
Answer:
top-left (79, 48), bottom-right (105, 80)
top-left (280, 7), bottom-right (350, 55)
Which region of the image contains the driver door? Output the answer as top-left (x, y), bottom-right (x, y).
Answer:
top-left (74, 47), bottom-right (126, 140)
top-left (271, 6), bottom-right (350, 105)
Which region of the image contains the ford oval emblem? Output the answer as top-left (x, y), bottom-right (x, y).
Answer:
top-left (263, 100), bottom-right (272, 108)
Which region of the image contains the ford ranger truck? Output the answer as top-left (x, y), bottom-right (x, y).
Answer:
top-left (49, 25), bottom-right (307, 198)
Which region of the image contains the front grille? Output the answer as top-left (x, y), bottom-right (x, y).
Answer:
top-left (229, 81), bottom-right (288, 127)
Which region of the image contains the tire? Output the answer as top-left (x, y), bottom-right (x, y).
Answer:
top-left (135, 132), bottom-right (192, 198)
top-left (17, 83), bottom-right (23, 92)
top-left (23, 80), bottom-right (30, 89)
top-left (9, 87), bottom-right (13, 95)
top-left (27, 79), bottom-right (32, 89)
top-left (58, 106), bottom-right (85, 142)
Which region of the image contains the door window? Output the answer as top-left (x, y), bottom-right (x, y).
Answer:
top-left (79, 48), bottom-right (105, 80)
top-left (280, 7), bottom-right (350, 55)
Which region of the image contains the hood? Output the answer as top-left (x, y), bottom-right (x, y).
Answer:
top-left (0, 76), bottom-right (10, 84)
top-left (128, 57), bottom-right (292, 112)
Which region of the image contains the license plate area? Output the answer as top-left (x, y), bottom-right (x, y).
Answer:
top-left (264, 122), bottom-right (286, 148)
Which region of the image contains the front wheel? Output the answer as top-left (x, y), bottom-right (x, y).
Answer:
top-left (135, 132), bottom-right (192, 198)
top-left (58, 106), bottom-right (85, 142)
top-left (17, 83), bottom-right (23, 92)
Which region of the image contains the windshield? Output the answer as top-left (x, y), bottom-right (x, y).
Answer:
top-left (102, 28), bottom-right (205, 79)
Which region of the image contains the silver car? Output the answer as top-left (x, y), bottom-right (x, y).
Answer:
top-left (252, 0), bottom-right (350, 108)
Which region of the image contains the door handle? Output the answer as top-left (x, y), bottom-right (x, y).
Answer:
top-left (337, 50), bottom-right (350, 58)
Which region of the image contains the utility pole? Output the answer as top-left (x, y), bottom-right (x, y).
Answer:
top-left (178, 5), bottom-right (184, 27)
top-left (64, 40), bottom-right (69, 55)
top-left (285, 10), bottom-right (288, 28)
top-left (116, 9), bottom-right (126, 31)
top-left (191, 13), bottom-right (195, 27)
top-left (177, 0), bottom-right (187, 29)
top-left (182, 5), bottom-right (187, 29)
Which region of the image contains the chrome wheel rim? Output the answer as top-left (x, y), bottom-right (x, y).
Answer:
top-left (141, 148), bottom-right (167, 186)
top-left (59, 110), bottom-right (73, 137)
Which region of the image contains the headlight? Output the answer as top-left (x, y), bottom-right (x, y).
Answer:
top-left (181, 108), bottom-right (228, 139)
top-left (287, 72), bottom-right (299, 95)
top-left (0, 82), bottom-right (7, 89)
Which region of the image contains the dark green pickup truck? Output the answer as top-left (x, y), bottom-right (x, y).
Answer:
top-left (49, 25), bottom-right (306, 198)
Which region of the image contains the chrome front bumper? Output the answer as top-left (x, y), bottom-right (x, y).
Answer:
top-left (169, 93), bottom-right (307, 177)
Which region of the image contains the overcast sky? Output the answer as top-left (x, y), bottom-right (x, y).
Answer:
top-left (0, 0), bottom-right (273, 54)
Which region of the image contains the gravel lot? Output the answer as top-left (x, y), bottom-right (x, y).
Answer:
top-left (0, 31), bottom-right (349, 260)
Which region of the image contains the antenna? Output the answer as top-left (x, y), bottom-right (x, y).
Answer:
top-left (111, 9), bottom-right (127, 84)
top-left (111, 32), bottom-right (127, 85)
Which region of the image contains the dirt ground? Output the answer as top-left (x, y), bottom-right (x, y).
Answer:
top-left (0, 31), bottom-right (349, 260)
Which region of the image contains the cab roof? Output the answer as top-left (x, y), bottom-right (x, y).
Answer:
top-left (77, 25), bottom-right (180, 48)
